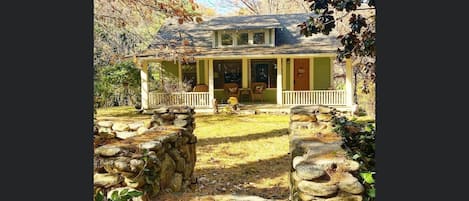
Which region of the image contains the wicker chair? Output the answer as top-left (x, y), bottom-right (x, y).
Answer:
top-left (223, 83), bottom-right (241, 99)
top-left (192, 84), bottom-right (208, 92)
top-left (251, 82), bottom-right (267, 102)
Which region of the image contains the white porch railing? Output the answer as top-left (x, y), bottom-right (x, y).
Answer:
top-left (282, 90), bottom-right (346, 105)
top-left (149, 92), bottom-right (210, 108)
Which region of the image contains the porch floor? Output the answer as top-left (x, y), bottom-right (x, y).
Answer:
top-left (143, 103), bottom-right (352, 115)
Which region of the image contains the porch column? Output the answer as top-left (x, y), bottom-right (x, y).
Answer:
top-left (242, 57), bottom-right (248, 88)
top-left (140, 61), bottom-right (149, 110)
top-left (277, 57), bottom-right (283, 105)
top-left (345, 58), bottom-right (353, 106)
top-left (208, 59), bottom-right (214, 108)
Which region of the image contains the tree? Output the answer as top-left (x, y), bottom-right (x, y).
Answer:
top-left (298, 0), bottom-right (376, 115)
top-left (225, 0), bottom-right (310, 15)
top-left (94, 0), bottom-right (201, 66)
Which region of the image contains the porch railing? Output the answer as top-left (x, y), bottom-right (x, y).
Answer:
top-left (282, 90), bottom-right (346, 105)
top-left (149, 92), bottom-right (210, 108)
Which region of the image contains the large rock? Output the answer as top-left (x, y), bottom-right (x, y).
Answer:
top-left (337, 173), bottom-right (364, 194)
top-left (113, 157), bottom-right (131, 172)
top-left (94, 173), bottom-right (123, 187)
top-left (297, 180), bottom-right (338, 196)
top-left (160, 153), bottom-right (176, 189)
top-left (170, 173), bottom-right (183, 192)
top-left (174, 119), bottom-right (189, 127)
top-left (112, 122), bottom-right (130, 131)
top-left (97, 121), bottom-right (113, 128)
top-left (116, 131), bottom-right (138, 139)
top-left (325, 195), bottom-right (362, 201)
top-left (95, 145), bottom-right (121, 157)
top-left (124, 175), bottom-right (145, 188)
top-left (169, 149), bottom-right (185, 173)
top-left (98, 127), bottom-right (113, 134)
top-left (291, 114), bottom-right (317, 122)
top-left (309, 158), bottom-right (360, 172)
top-left (295, 163), bottom-right (326, 180)
top-left (316, 114), bottom-right (333, 122)
top-left (128, 121), bottom-right (145, 130)
top-left (139, 141), bottom-right (162, 151)
top-left (136, 127), bottom-right (148, 135)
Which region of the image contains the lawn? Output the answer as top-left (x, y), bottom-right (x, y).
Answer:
top-left (96, 106), bottom-right (291, 200)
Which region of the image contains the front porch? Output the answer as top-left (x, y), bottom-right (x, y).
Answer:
top-left (137, 55), bottom-right (354, 112)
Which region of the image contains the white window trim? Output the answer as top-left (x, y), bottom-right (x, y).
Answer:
top-left (216, 29), bottom-right (273, 48)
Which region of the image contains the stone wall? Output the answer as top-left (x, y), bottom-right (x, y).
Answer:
top-left (289, 105), bottom-right (363, 201)
top-left (93, 106), bottom-right (197, 200)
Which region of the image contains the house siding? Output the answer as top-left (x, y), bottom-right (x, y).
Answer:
top-left (161, 61), bottom-right (180, 79)
top-left (198, 60), bottom-right (205, 84)
top-left (313, 57), bottom-right (331, 90)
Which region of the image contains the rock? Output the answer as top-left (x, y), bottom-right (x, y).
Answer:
top-left (124, 175), bottom-right (145, 188)
top-left (129, 159), bottom-right (145, 172)
top-left (139, 141), bottom-right (162, 151)
top-left (113, 157), bottom-right (131, 172)
top-left (174, 119), bottom-right (188, 127)
top-left (295, 163), bottom-right (326, 180)
top-left (95, 145), bottom-right (121, 157)
top-left (170, 173), bottom-right (183, 192)
top-left (310, 158), bottom-right (360, 172)
top-left (116, 131), bottom-right (138, 139)
top-left (299, 141), bottom-right (343, 158)
top-left (112, 122), bottom-right (130, 131)
top-left (94, 173), bottom-right (123, 187)
top-left (160, 154), bottom-right (176, 188)
top-left (291, 114), bottom-right (317, 122)
top-left (325, 195), bottom-right (362, 201)
top-left (169, 149), bottom-right (185, 173)
top-left (318, 106), bottom-right (334, 114)
top-left (98, 127), bottom-right (113, 134)
top-left (128, 121), bottom-right (145, 130)
top-left (136, 127), bottom-right (148, 135)
top-left (292, 156), bottom-right (305, 169)
top-left (97, 121), bottom-right (113, 128)
top-left (298, 180), bottom-right (338, 196)
top-left (176, 114), bottom-right (190, 120)
top-left (337, 173), bottom-right (364, 194)
top-left (298, 191), bottom-right (316, 201)
top-left (154, 107), bottom-right (169, 114)
top-left (316, 114), bottom-right (333, 122)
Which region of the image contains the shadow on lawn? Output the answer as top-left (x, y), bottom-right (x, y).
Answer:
top-left (192, 154), bottom-right (291, 200)
top-left (196, 128), bottom-right (289, 147)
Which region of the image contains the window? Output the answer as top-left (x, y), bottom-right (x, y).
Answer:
top-left (251, 59), bottom-right (277, 88)
top-left (237, 32), bottom-right (249, 45)
top-left (214, 60), bottom-right (242, 89)
top-left (221, 33), bottom-right (233, 46)
top-left (182, 63), bottom-right (197, 90)
top-left (253, 32), bottom-right (265, 44)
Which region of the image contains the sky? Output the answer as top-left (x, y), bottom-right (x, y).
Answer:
top-left (195, 0), bottom-right (235, 15)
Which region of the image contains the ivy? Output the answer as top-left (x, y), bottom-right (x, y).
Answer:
top-left (334, 116), bottom-right (376, 200)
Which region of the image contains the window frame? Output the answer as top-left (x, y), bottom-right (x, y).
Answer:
top-left (216, 29), bottom-right (272, 48)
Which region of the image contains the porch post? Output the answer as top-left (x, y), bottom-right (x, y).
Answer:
top-left (208, 59), bottom-right (214, 108)
top-left (277, 57), bottom-right (283, 105)
top-left (242, 57), bottom-right (248, 88)
top-left (345, 58), bottom-right (353, 106)
top-left (140, 61), bottom-right (149, 110)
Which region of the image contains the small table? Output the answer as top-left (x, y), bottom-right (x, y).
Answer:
top-left (239, 88), bottom-right (253, 102)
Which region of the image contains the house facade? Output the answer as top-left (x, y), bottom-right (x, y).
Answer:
top-left (132, 13), bottom-right (354, 112)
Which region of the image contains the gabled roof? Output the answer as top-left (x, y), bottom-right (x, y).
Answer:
top-left (138, 13), bottom-right (341, 59)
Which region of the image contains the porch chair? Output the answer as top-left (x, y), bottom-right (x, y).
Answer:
top-left (192, 84), bottom-right (208, 92)
top-left (223, 83), bottom-right (241, 99)
top-left (251, 82), bottom-right (267, 102)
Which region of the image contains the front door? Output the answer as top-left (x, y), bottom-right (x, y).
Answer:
top-left (294, 59), bottom-right (310, 90)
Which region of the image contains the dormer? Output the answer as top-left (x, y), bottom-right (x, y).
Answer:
top-left (212, 29), bottom-right (275, 48)
top-left (207, 15), bottom-right (282, 48)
